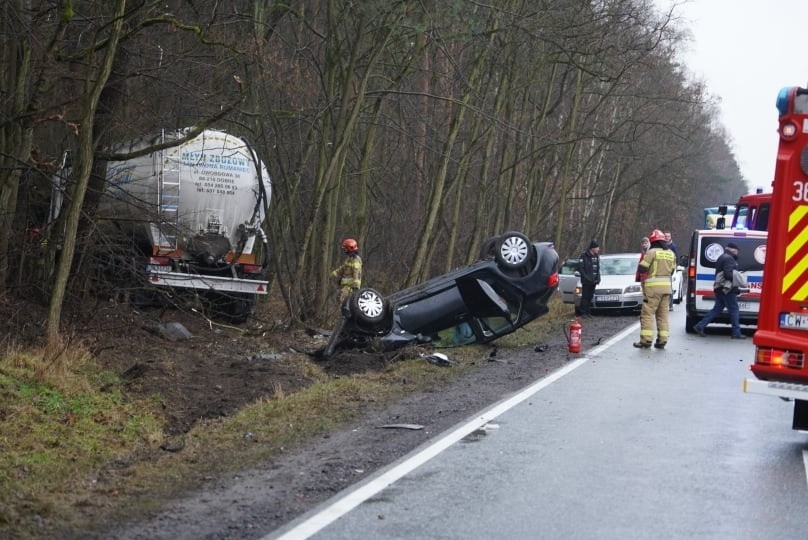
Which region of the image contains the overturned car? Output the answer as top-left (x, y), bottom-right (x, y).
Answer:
top-left (323, 232), bottom-right (560, 358)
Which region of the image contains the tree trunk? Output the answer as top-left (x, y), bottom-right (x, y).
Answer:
top-left (46, 0), bottom-right (127, 345)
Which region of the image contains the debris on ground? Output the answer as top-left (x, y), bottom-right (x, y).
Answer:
top-left (420, 352), bottom-right (457, 366)
top-left (378, 424), bottom-right (425, 430)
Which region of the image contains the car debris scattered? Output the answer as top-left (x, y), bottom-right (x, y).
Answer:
top-left (420, 352), bottom-right (457, 366)
top-left (378, 424), bottom-right (425, 430)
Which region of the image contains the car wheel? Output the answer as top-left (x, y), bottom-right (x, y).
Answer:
top-left (495, 232), bottom-right (531, 270)
top-left (349, 288), bottom-right (386, 324)
top-left (479, 236), bottom-right (498, 259)
top-left (685, 314), bottom-right (697, 333)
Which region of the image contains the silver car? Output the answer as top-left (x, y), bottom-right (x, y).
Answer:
top-left (573, 253), bottom-right (644, 314)
top-left (558, 258), bottom-right (580, 304)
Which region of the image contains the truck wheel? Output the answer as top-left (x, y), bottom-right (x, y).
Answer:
top-left (207, 292), bottom-right (254, 323)
top-left (793, 400), bottom-right (808, 430)
top-left (349, 288), bottom-right (386, 324)
top-left (495, 232), bottom-right (532, 270)
top-left (685, 314), bottom-right (697, 333)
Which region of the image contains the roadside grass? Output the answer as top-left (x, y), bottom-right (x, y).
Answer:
top-left (497, 295), bottom-right (576, 348)
top-left (0, 342), bottom-right (164, 533)
top-left (1, 295), bottom-right (574, 537)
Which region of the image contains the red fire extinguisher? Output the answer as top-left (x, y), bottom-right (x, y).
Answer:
top-left (568, 318), bottom-right (582, 353)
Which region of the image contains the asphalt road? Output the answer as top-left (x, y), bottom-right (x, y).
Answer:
top-left (270, 309), bottom-right (808, 539)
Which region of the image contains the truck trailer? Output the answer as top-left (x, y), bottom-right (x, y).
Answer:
top-left (51, 128), bottom-right (272, 322)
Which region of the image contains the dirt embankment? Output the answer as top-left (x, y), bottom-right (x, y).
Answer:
top-left (0, 294), bottom-right (634, 538)
top-left (82, 304), bottom-right (633, 539)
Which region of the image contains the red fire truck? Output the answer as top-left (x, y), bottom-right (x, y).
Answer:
top-left (731, 188), bottom-right (772, 231)
top-left (743, 86), bottom-right (808, 430)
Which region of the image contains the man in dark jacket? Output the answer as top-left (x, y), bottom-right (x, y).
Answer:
top-left (578, 240), bottom-right (601, 318)
top-left (693, 242), bottom-right (746, 339)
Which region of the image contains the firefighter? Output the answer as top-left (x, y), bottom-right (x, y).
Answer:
top-left (331, 238), bottom-right (362, 303)
top-left (634, 229), bottom-right (676, 349)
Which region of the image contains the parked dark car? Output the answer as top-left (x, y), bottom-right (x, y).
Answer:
top-left (322, 232), bottom-right (560, 357)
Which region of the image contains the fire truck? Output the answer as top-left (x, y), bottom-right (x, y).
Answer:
top-left (743, 86), bottom-right (808, 430)
top-left (731, 188), bottom-right (772, 231)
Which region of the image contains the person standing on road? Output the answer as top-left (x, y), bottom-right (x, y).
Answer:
top-left (578, 240), bottom-right (601, 318)
top-left (634, 229), bottom-right (676, 349)
top-left (331, 238), bottom-right (363, 303)
top-left (693, 242), bottom-right (746, 339)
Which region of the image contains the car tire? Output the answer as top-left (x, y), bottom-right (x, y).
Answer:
top-left (495, 232), bottom-right (532, 270)
top-left (685, 314), bottom-right (698, 333)
top-left (479, 236), bottom-right (498, 259)
top-left (349, 288), bottom-right (387, 324)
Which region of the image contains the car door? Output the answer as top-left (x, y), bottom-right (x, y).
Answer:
top-left (558, 258), bottom-right (580, 304)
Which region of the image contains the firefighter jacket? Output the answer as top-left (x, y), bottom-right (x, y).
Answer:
top-left (638, 246), bottom-right (675, 292)
top-left (331, 253), bottom-right (362, 290)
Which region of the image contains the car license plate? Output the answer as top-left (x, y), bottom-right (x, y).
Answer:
top-left (596, 295), bottom-right (619, 302)
top-left (146, 264), bottom-right (172, 273)
top-left (780, 312), bottom-right (808, 330)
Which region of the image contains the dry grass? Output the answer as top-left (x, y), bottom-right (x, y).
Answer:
top-left (0, 295), bottom-right (573, 537)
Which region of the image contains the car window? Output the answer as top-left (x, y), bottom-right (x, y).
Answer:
top-left (698, 237), bottom-right (765, 272)
top-left (600, 257), bottom-right (637, 276)
top-left (561, 258), bottom-right (580, 275)
top-left (432, 322), bottom-right (478, 348)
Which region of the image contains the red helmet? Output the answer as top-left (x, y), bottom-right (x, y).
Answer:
top-left (342, 238), bottom-right (358, 253)
top-left (648, 229), bottom-right (666, 243)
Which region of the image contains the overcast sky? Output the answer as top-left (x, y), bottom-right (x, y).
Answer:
top-left (655, 0), bottom-right (808, 192)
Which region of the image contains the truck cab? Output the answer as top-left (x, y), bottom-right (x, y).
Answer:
top-left (743, 86), bottom-right (808, 430)
top-left (731, 189), bottom-right (772, 231)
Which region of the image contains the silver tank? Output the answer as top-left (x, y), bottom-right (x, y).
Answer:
top-left (96, 128), bottom-right (271, 259)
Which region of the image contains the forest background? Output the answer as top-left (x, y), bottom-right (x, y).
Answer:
top-left (1, 0), bottom-right (749, 339)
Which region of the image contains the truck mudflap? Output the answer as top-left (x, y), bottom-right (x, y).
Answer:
top-left (148, 271), bottom-right (269, 294)
top-left (744, 378), bottom-right (808, 430)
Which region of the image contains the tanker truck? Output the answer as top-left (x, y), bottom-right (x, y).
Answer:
top-left (50, 128), bottom-right (272, 322)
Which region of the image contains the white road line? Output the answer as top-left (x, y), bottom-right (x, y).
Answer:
top-left (268, 322), bottom-right (639, 540)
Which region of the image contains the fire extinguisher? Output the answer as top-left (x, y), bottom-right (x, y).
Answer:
top-left (568, 318), bottom-right (582, 353)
